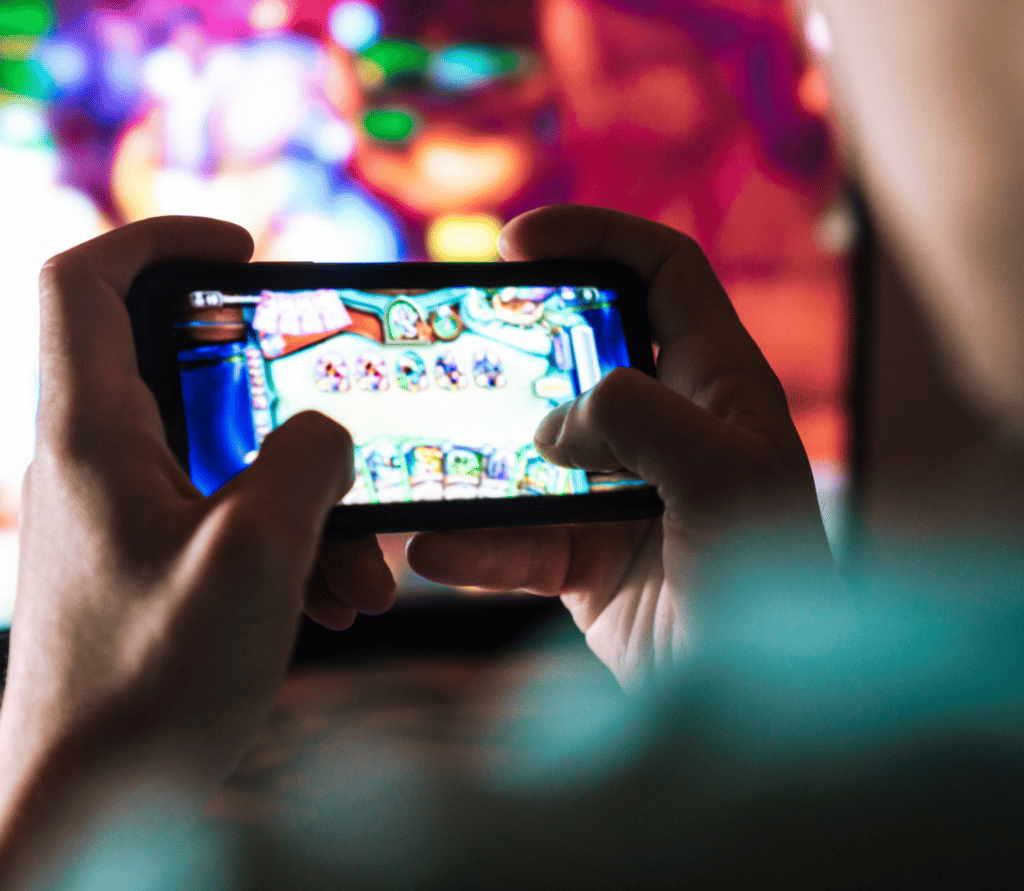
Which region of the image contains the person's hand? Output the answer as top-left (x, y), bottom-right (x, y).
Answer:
top-left (407, 206), bottom-right (835, 688)
top-left (0, 217), bottom-right (395, 880)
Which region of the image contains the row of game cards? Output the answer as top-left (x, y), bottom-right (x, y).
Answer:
top-left (343, 437), bottom-right (588, 504)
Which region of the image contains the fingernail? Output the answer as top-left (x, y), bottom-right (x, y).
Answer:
top-left (496, 227), bottom-right (513, 259)
top-left (534, 405), bottom-right (567, 446)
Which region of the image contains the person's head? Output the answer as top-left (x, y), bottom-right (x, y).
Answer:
top-left (807, 1), bottom-right (1024, 442)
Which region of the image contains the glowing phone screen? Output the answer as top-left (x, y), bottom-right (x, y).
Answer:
top-left (174, 283), bottom-right (641, 503)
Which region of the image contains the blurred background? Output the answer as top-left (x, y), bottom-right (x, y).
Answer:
top-left (0, 0), bottom-right (852, 624)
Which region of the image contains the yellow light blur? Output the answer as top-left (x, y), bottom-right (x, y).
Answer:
top-left (533, 376), bottom-right (574, 399)
top-left (427, 213), bottom-right (503, 261)
top-left (356, 128), bottom-right (531, 215)
top-left (249, 0), bottom-right (291, 31)
top-left (418, 137), bottom-right (517, 203)
top-left (355, 57), bottom-right (386, 90)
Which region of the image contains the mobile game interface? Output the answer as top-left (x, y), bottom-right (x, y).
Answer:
top-left (174, 281), bottom-right (639, 504)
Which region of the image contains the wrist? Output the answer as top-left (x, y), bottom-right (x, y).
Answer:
top-left (0, 689), bottom-right (212, 888)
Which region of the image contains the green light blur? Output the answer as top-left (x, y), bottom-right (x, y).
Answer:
top-left (0, 57), bottom-right (53, 100)
top-left (359, 40), bottom-right (430, 82)
top-left (362, 107), bottom-right (416, 142)
top-left (0, 0), bottom-right (54, 37)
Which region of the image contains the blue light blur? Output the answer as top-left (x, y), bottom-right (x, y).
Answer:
top-left (328, 1), bottom-right (380, 52)
top-left (429, 45), bottom-right (510, 92)
top-left (35, 39), bottom-right (89, 91)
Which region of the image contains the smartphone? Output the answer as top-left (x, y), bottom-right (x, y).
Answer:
top-left (127, 260), bottom-right (663, 535)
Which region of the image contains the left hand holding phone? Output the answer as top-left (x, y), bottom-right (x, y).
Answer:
top-left (407, 206), bottom-right (838, 688)
top-left (0, 216), bottom-right (395, 886)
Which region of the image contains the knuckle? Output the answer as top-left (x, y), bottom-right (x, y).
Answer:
top-left (38, 254), bottom-right (63, 288)
top-left (38, 251), bottom-right (80, 299)
top-left (669, 229), bottom-right (718, 283)
top-left (675, 229), bottom-right (708, 264)
top-left (698, 361), bottom-right (790, 427)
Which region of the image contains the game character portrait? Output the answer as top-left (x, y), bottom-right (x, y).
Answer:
top-left (385, 299), bottom-right (432, 343)
top-left (395, 350), bottom-right (429, 391)
top-left (355, 349), bottom-right (389, 390)
top-left (314, 351), bottom-right (349, 392)
top-left (434, 351), bottom-right (468, 390)
top-left (472, 349), bottom-right (507, 388)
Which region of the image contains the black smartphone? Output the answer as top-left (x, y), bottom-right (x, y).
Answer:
top-left (127, 260), bottom-right (663, 535)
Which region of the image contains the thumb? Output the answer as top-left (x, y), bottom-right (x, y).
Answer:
top-left (534, 368), bottom-right (792, 524)
top-left (169, 411), bottom-right (355, 658)
top-left (216, 410), bottom-right (354, 554)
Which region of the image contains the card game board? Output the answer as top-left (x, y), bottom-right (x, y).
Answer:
top-left (174, 281), bottom-right (638, 504)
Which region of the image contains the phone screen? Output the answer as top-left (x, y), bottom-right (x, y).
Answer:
top-left (173, 282), bottom-right (643, 503)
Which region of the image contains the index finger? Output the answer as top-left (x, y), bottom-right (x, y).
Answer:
top-left (39, 216), bottom-right (254, 410)
top-left (499, 205), bottom-right (786, 418)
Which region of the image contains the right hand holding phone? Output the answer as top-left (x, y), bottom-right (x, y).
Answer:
top-left (406, 205), bottom-right (836, 688)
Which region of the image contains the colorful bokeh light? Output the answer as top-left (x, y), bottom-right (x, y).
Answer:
top-left (0, 0), bottom-right (53, 37)
top-left (427, 213), bottom-right (503, 261)
top-left (358, 39), bottom-right (429, 86)
top-left (429, 45), bottom-right (521, 92)
top-left (329, 0), bottom-right (381, 52)
top-left (362, 107), bottom-right (416, 142)
top-left (0, 0), bottom-right (851, 617)
top-left (249, 0), bottom-right (291, 31)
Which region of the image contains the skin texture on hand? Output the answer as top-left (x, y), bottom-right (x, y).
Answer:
top-left (0, 217), bottom-right (395, 884)
top-left (407, 205), bottom-right (836, 688)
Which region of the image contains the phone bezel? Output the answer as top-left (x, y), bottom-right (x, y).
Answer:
top-left (127, 259), bottom-right (663, 534)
